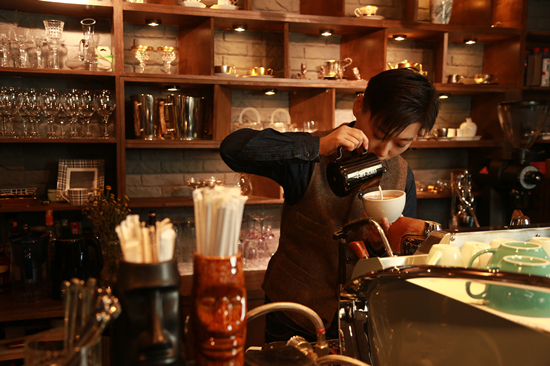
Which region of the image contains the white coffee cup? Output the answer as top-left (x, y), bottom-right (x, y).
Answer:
top-left (218, 0), bottom-right (236, 5)
top-left (447, 128), bottom-right (456, 138)
top-left (427, 244), bottom-right (463, 267)
top-left (362, 190), bottom-right (406, 223)
top-left (529, 236), bottom-right (550, 256)
top-left (461, 241), bottom-right (491, 267)
top-left (489, 237), bottom-right (515, 249)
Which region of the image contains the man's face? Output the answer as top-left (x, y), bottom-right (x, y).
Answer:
top-left (353, 94), bottom-right (421, 161)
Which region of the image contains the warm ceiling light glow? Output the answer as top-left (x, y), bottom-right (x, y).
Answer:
top-left (464, 38), bottom-right (477, 45)
top-left (393, 34), bottom-right (407, 41)
top-left (320, 29), bottom-right (333, 37)
top-left (439, 93), bottom-right (450, 99)
top-left (264, 89), bottom-right (277, 96)
top-left (146, 19), bottom-right (161, 27)
top-left (233, 24), bottom-right (247, 32)
top-left (165, 85), bottom-right (181, 92)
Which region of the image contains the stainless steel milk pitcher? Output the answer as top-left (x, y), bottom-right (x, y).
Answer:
top-left (131, 94), bottom-right (155, 140)
top-left (174, 95), bottom-right (204, 140)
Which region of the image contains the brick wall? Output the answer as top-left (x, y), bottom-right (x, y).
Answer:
top-left (527, 0), bottom-right (550, 32)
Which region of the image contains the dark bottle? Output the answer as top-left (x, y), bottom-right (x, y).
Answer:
top-left (0, 243), bottom-right (11, 293)
top-left (148, 211), bottom-right (157, 226)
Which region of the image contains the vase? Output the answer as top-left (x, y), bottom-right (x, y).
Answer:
top-left (191, 252), bottom-right (247, 366)
top-left (100, 240), bottom-right (121, 288)
top-left (430, 0), bottom-right (453, 24)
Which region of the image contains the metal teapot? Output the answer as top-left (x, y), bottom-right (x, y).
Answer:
top-left (387, 60), bottom-right (427, 76)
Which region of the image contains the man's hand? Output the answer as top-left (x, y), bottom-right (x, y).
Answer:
top-left (319, 125), bottom-right (369, 157)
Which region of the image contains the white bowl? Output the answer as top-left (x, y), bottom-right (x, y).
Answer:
top-left (362, 190), bottom-right (406, 223)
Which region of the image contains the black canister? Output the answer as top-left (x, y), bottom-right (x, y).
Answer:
top-left (326, 147), bottom-right (386, 197)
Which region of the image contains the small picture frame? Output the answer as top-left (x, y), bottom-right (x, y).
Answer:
top-left (57, 160), bottom-right (105, 202)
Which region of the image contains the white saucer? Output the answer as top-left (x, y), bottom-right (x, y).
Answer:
top-left (454, 136), bottom-right (481, 141)
top-left (362, 15), bottom-right (384, 20)
top-left (180, 1), bottom-right (206, 7)
top-left (211, 4), bottom-right (237, 10)
top-left (214, 72), bottom-right (237, 77)
top-left (435, 137), bottom-right (452, 141)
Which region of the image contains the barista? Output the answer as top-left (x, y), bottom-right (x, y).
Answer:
top-left (220, 68), bottom-right (439, 343)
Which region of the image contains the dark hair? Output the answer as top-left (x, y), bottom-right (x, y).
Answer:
top-left (362, 68), bottom-right (439, 139)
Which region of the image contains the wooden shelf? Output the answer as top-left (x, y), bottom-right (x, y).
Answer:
top-left (0, 0), bottom-right (113, 18)
top-left (122, 74), bottom-right (368, 93)
top-left (0, 293), bottom-right (63, 323)
top-left (0, 201), bottom-right (84, 213)
top-left (0, 67), bottom-right (115, 80)
top-left (0, 138), bottom-right (117, 144)
top-left (128, 195), bottom-right (283, 208)
top-left (125, 139), bottom-right (220, 149)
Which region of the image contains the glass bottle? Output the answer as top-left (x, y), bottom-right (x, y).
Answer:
top-left (66, 18), bottom-right (98, 71)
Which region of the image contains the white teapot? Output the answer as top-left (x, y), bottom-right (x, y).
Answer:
top-left (459, 117), bottom-right (477, 137)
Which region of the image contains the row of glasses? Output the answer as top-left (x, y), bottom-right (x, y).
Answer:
top-left (0, 87), bottom-right (115, 139)
top-left (240, 213), bottom-right (277, 269)
top-left (0, 21), bottom-right (63, 69)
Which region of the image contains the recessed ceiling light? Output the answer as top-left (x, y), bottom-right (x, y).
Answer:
top-left (393, 34), bottom-right (407, 41)
top-left (264, 89), bottom-right (277, 96)
top-left (464, 38), bottom-right (477, 45)
top-left (165, 85), bottom-right (181, 92)
top-left (320, 29), bottom-right (333, 37)
top-left (146, 19), bottom-right (161, 27)
top-left (439, 93), bottom-right (450, 99)
top-left (233, 24), bottom-right (247, 32)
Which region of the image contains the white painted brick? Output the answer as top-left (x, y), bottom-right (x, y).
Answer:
top-left (203, 159), bottom-right (233, 172)
top-left (160, 186), bottom-right (189, 197)
top-left (126, 160), bottom-right (161, 174)
top-left (126, 174), bottom-right (142, 187)
top-left (215, 41), bottom-right (248, 56)
top-left (161, 160), bottom-right (203, 173)
top-left (224, 31), bottom-right (264, 43)
top-left (142, 174), bottom-right (184, 187)
top-left (304, 45), bottom-right (340, 60)
top-left (127, 187), bottom-right (162, 198)
top-left (140, 149), bottom-right (183, 160)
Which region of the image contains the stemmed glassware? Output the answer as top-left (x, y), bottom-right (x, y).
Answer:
top-left (62, 89), bottom-right (81, 138)
top-left (56, 95), bottom-right (68, 139)
top-left (11, 27), bottom-right (30, 68)
top-left (93, 90), bottom-right (116, 139)
top-left (18, 88), bottom-right (40, 138)
top-left (131, 45), bottom-right (153, 73)
top-left (39, 88), bottom-right (60, 138)
top-left (43, 20), bottom-right (64, 69)
top-left (28, 29), bottom-right (46, 69)
top-left (0, 24), bottom-right (11, 68)
top-left (0, 87), bottom-right (19, 137)
top-left (158, 46), bottom-right (178, 74)
top-left (77, 89), bottom-right (94, 138)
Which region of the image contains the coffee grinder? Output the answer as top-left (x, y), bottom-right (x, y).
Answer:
top-left (473, 100), bottom-right (550, 226)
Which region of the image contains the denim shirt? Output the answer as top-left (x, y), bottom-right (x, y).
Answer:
top-left (220, 127), bottom-right (417, 218)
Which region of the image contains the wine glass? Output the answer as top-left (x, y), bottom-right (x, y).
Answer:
top-left (43, 20), bottom-right (64, 69)
top-left (18, 88), bottom-right (40, 138)
top-left (131, 45), bottom-right (153, 73)
top-left (39, 88), bottom-right (60, 138)
top-left (56, 95), bottom-right (68, 139)
top-left (62, 89), bottom-right (81, 138)
top-left (158, 46), bottom-right (178, 74)
top-left (10, 27), bottom-right (30, 68)
top-left (28, 29), bottom-right (46, 69)
top-left (77, 89), bottom-right (95, 138)
top-left (93, 90), bottom-right (116, 139)
top-left (0, 24), bottom-right (11, 68)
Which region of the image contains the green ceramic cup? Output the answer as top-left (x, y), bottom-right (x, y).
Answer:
top-left (499, 255), bottom-right (550, 278)
top-left (466, 281), bottom-right (550, 317)
top-left (467, 241), bottom-right (549, 269)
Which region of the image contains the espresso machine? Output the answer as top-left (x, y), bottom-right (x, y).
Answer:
top-left (472, 100), bottom-right (550, 226)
